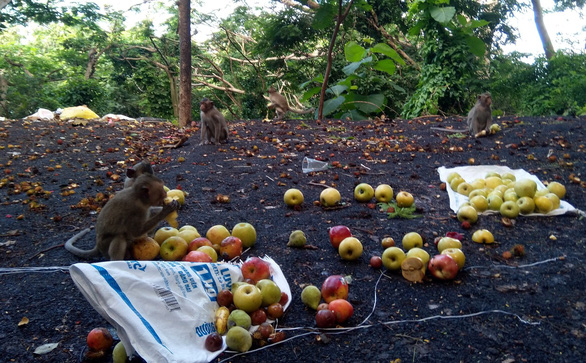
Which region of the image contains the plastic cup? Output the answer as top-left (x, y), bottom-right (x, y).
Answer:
top-left (302, 157), bottom-right (329, 173)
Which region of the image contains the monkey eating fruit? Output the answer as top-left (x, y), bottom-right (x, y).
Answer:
top-left (64, 174), bottom-right (179, 260)
top-left (124, 160), bottom-right (154, 188)
top-left (199, 98), bottom-right (229, 145)
top-left (430, 92), bottom-right (493, 138)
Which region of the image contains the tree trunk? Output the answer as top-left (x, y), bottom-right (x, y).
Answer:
top-left (530, 0), bottom-right (555, 60)
top-left (178, 0), bottom-right (192, 127)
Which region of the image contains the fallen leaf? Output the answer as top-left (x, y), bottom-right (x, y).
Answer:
top-left (18, 317), bottom-right (29, 326)
top-left (34, 343), bottom-right (59, 355)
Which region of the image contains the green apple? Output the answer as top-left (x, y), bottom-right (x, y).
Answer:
top-left (374, 184), bottom-right (394, 202)
top-left (179, 225), bottom-right (197, 232)
top-left (382, 247), bottom-right (406, 270)
top-left (514, 179), bottom-right (537, 198)
top-left (437, 237), bottom-right (462, 252)
top-left (469, 195), bottom-right (488, 212)
top-left (485, 176), bottom-right (503, 189)
top-left (547, 181), bottom-right (566, 199)
top-left (456, 182), bottom-right (473, 196)
top-left (284, 188), bottom-right (304, 207)
top-left (225, 326), bottom-right (252, 352)
top-left (501, 172), bottom-right (516, 182)
top-left (233, 284), bottom-right (263, 313)
top-left (487, 195), bottom-right (504, 211)
top-left (406, 247), bottom-right (430, 265)
top-left (256, 279), bottom-right (282, 307)
top-left (320, 187), bottom-right (341, 207)
top-left (516, 196), bottom-right (535, 214)
top-left (159, 236), bottom-right (188, 261)
top-left (112, 341), bottom-right (127, 363)
top-left (338, 237), bottom-right (363, 260)
top-left (472, 229), bottom-right (495, 244)
top-left (503, 190), bottom-right (519, 202)
top-left (402, 232), bottom-right (423, 251)
top-left (231, 222), bottom-right (257, 248)
top-left (178, 228), bottom-right (201, 245)
top-left (441, 248), bottom-right (466, 269)
top-left (227, 309), bottom-right (252, 330)
top-left (354, 183), bottom-right (375, 202)
top-left (500, 200), bottom-right (520, 218)
top-left (457, 205), bottom-right (478, 223)
top-left (494, 184), bottom-right (509, 195)
top-left (468, 189), bottom-right (487, 199)
top-left (446, 172), bottom-right (462, 184)
top-left (396, 191), bottom-right (414, 207)
top-left (197, 245), bottom-right (218, 262)
top-left (485, 172), bottom-right (501, 179)
top-left (449, 176), bottom-right (465, 191)
top-left (544, 193), bottom-right (560, 210)
top-left (534, 188), bottom-right (549, 198)
top-left (534, 196), bottom-right (554, 214)
top-left (154, 226), bottom-right (179, 245)
top-left (469, 179), bottom-right (486, 190)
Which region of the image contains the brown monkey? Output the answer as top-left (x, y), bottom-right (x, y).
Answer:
top-left (430, 92), bottom-right (493, 138)
top-left (200, 98), bottom-right (229, 145)
top-left (123, 160), bottom-right (154, 188)
top-left (64, 174), bottom-right (179, 260)
top-left (466, 92), bottom-right (492, 137)
top-left (267, 87), bottom-right (314, 120)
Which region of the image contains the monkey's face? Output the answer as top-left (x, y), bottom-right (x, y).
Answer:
top-left (200, 101), bottom-right (213, 113)
top-left (149, 182), bottom-right (167, 206)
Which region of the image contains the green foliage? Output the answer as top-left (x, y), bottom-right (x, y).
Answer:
top-left (378, 202), bottom-right (422, 219)
top-left (490, 52), bottom-right (586, 116)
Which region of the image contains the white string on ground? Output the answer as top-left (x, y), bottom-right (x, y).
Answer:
top-left (0, 266), bottom-right (70, 275)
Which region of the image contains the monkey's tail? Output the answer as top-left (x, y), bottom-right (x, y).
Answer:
top-left (289, 107), bottom-right (314, 114)
top-left (64, 228), bottom-right (100, 258)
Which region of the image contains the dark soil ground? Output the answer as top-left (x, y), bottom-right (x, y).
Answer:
top-left (0, 114), bottom-right (585, 363)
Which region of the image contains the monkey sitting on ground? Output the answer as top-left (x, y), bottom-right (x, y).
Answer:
top-left (199, 98), bottom-right (229, 145)
top-left (124, 160), bottom-right (154, 188)
top-left (64, 174), bottom-right (179, 260)
top-left (267, 87), bottom-right (314, 120)
top-left (430, 92), bottom-right (493, 138)
top-left (466, 92), bottom-right (492, 137)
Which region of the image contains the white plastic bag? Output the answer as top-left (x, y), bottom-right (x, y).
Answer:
top-left (69, 256), bottom-right (291, 363)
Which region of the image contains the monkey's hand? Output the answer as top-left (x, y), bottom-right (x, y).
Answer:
top-left (162, 199), bottom-right (180, 214)
top-left (474, 130), bottom-right (487, 138)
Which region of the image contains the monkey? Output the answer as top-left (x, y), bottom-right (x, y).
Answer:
top-left (267, 86), bottom-right (314, 120)
top-left (64, 174), bottom-right (179, 260)
top-left (199, 98), bottom-right (229, 145)
top-left (123, 160), bottom-right (154, 188)
top-left (430, 93), bottom-right (493, 138)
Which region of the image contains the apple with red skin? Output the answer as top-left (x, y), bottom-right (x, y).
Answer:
top-left (328, 299), bottom-right (354, 324)
top-left (329, 225), bottom-right (352, 249)
top-left (370, 256), bottom-right (383, 269)
top-left (267, 303), bottom-right (284, 319)
top-left (315, 309), bottom-right (336, 328)
top-left (182, 250), bottom-right (213, 263)
top-left (250, 309), bottom-right (267, 325)
top-left (428, 254), bottom-right (459, 280)
top-left (220, 236), bottom-right (243, 261)
top-left (321, 275), bottom-right (349, 303)
top-left (217, 289), bottom-right (233, 307)
top-left (188, 237), bottom-right (213, 251)
top-left (279, 292), bottom-right (289, 306)
top-left (317, 303), bottom-right (329, 311)
top-left (87, 327), bottom-right (113, 351)
top-left (240, 257), bottom-right (271, 284)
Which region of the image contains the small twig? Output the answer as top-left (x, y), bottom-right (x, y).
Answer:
top-left (307, 181), bottom-right (331, 188)
top-left (28, 243), bottom-right (65, 260)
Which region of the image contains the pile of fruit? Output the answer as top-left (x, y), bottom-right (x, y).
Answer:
top-left (132, 222), bottom-right (256, 262)
top-left (448, 171), bottom-right (567, 225)
top-left (301, 274), bottom-right (354, 328)
top-left (207, 257), bottom-right (289, 353)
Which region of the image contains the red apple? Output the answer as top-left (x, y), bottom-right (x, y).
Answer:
top-left (240, 257), bottom-right (271, 284)
top-left (86, 327), bottom-right (113, 352)
top-left (267, 302), bottom-right (284, 319)
top-left (428, 254), bottom-right (459, 280)
top-left (250, 309), bottom-right (267, 325)
top-left (182, 251), bottom-right (213, 263)
top-left (328, 299), bottom-right (353, 324)
top-left (328, 225), bottom-right (352, 249)
top-left (279, 292), bottom-right (289, 306)
top-left (217, 289), bottom-right (233, 307)
top-left (317, 303), bottom-right (329, 311)
top-left (220, 236), bottom-right (243, 261)
top-left (370, 256), bottom-right (383, 269)
top-left (188, 237), bottom-right (213, 251)
top-left (315, 309), bottom-right (336, 328)
top-left (321, 275), bottom-right (349, 303)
